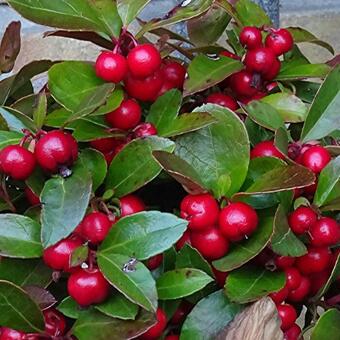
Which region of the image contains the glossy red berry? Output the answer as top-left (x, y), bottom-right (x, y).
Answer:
top-left (212, 267), bottom-right (229, 288)
top-left (295, 246), bottom-right (332, 275)
top-left (35, 131), bottom-right (78, 173)
top-left (219, 202), bottom-right (258, 241)
top-left (229, 71), bottom-right (258, 97)
top-left (95, 52), bottom-right (128, 83)
top-left (165, 335), bottom-right (179, 340)
top-left (309, 269), bottom-right (331, 296)
top-left (191, 227), bottom-right (229, 260)
top-left (161, 61), bottom-right (186, 89)
top-left (262, 57), bottom-right (281, 81)
top-left (175, 230), bottom-right (191, 250)
top-left (239, 26), bottom-right (263, 49)
top-left (0, 145), bottom-right (36, 180)
top-left (124, 70), bottom-right (163, 102)
top-left (24, 187), bottom-right (40, 206)
top-left (133, 123), bottom-right (158, 138)
top-left (287, 276), bottom-right (311, 302)
top-left (67, 267), bottom-right (110, 306)
top-left (120, 194), bottom-right (145, 217)
top-left (140, 308), bottom-right (167, 340)
top-left (266, 81), bottom-right (279, 92)
top-left (244, 47), bottom-right (276, 74)
top-left (43, 236), bottom-right (83, 272)
top-left (288, 206), bottom-right (317, 235)
top-left (220, 50), bottom-right (240, 60)
top-left (147, 254), bottom-right (163, 270)
top-left (180, 194), bottom-right (219, 231)
top-left (206, 93), bottom-right (238, 111)
top-left (0, 327), bottom-right (25, 340)
top-left (285, 267), bottom-right (302, 290)
top-left (310, 217), bottom-right (340, 247)
top-left (171, 301), bottom-right (193, 325)
top-left (80, 211), bottom-right (112, 244)
top-left (90, 137), bottom-right (121, 153)
top-left (269, 285), bottom-right (289, 304)
top-left (127, 44), bottom-right (161, 79)
top-left (277, 304), bottom-right (297, 331)
top-left (43, 308), bottom-right (66, 336)
top-left (284, 323), bottom-right (301, 340)
top-left (275, 256), bottom-right (295, 270)
top-left (265, 29), bottom-right (294, 56)
top-left (301, 145), bottom-right (331, 174)
top-left (250, 140), bottom-right (285, 159)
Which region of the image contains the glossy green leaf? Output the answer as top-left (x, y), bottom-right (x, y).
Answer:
top-left (225, 265), bottom-right (286, 304)
top-left (0, 130), bottom-right (23, 149)
top-left (181, 290), bottom-right (244, 340)
top-left (99, 211), bottom-right (188, 260)
top-left (72, 119), bottom-right (113, 142)
top-left (213, 215), bottom-right (274, 272)
top-left (276, 63), bottom-right (331, 81)
top-left (294, 81), bottom-right (320, 104)
top-left (235, 0), bottom-right (272, 27)
top-left (70, 245), bottom-right (89, 268)
top-left (301, 65), bottom-right (340, 142)
top-left (57, 297), bottom-right (87, 319)
top-left (0, 106), bottom-right (36, 132)
top-left (117, 0), bottom-right (151, 26)
top-left (311, 309), bottom-right (340, 340)
top-left (41, 163), bottom-right (92, 248)
top-left (97, 253), bottom-right (157, 312)
top-left (105, 136), bottom-right (175, 196)
top-left (183, 55), bottom-right (243, 96)
top-left (32, 93), bottom-right (47, 129)
top-left (0, 214), bottom-right (42, 258)
top-left (0, 280), bottom-right (44, 332)
top-left (274, 127), bottom-right (289, 155)
top-left (25, 167), bottom-right (46, 197)
top-left (91, 86), bottom-right (124, 116)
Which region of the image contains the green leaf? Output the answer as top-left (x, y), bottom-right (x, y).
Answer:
top-left (95, 294), bottom-right (139, 320)
top-left (181, 290), bottom-right (244, 340)
top-left (261, 93), bottom-right (308, 123)
top-left (72, 309), bottom-right (156, 340)
top-left (105, 136), bottom-right (175, 197)
top-left (276, 63), bottom-right (331, 81)
top-left (117, 0), bottom-right (151, 26)
top-left (90, 86), bottom-right (124, 116)
top-left (183, 55), bottom-right (243, 96)
top-left (0, 259), bottom-right (51, 287)
top-left (225, 265), bottom-right (286, 304)
top-left (235, 0), bottom-right (272, 27)
top-left (26, 167), bottom-right (46, 196)
top-left (99, 211), bottom-right (188, 260)
top-left (274, 127), bottom-right (289, 156)
top-left (32, 93), bottom-right (47, 129)
top-left (294, 81), bottom-right (320, 104)
top-left (8, 0), bottom-right (122, 38)
top-left (79, 148), bottom-right (107, 191)
top-left (0, 106), bottom-right (36, 132)
top-left (213, 215), bottom-right (274, 272)
top-left (314, 156), bottom-right (340, 207)
top-left (311, 309), bottom-right (340, 340)
top-left (175, 104), bottom-right (250, 198)
top-left (41, 163), bottom-right (92, 248)
top-left (301, 65), bottom-right (340, 142)
top-left (271, 205), bottom-right (307, 257)
top-left (0, 280), bottom-right (44, 332)
top-left (57, 297), bottom-right (87, 319)
top-left (0, 214), bottom-right (42, 258)
top-left (157, 268), bottom-right (213, 300)
top-left (70, 245), bottom-right (89, 268)
top-left (97, 253), bottom-right (157, 312)
top-left (72, 119), bottom-right (113, 142)
top-left (0, 130), bottom-right (23, 148)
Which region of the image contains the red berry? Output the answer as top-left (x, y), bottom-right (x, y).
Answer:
top-left (43, 236), bottom-right (83, 272)
top-left (275, 256), bottom-right (295, 270)
top-left (106, 99), bottom-right (142, 130)
top-left (120, 194), bottom-right (145, 217)
top-left (288, 206), bottom-right (317, 235)
top-left (80, 211), bottom-right (112, 244)
top-left (90, 137), bottom-right (121, 153)
top-left (219, 202), bottom-right (258, 241)
top-left (133, 123), bottom-right (158, 138)
top-left (310, 217), bottom-right (340, 247)
top-left (180, 194), bottom-right (219, 231)
top-left (284, 323), bottom-right (301, 340)
top-left (67, 267), bottom-right (110, 306)
top-left (244, 47), bottom-right (276, 74)
top-left (239, 26), bottom-right (263, 49)
top-left (266, 81), bottom-right (279, 92)
top-left (127, 44), bottom-right (161, 79)
top-left (161, 61), bottom-right (186, 89)
top-left (277, 304), bottom-right (297, 331)
top-left (140, 308), bottom-right (167, 340)
top-left (220, 50), bottom-right (240, 60)
top-left (95, 52), bottom-right (128, 83)
top-left (175, 230), bottom-right (191, 251)
top-left (156, 81), bottom-right (178, 97)
top-left (191, 227), bottom-right (229, 260)
top-left (250, 140), bottom-right (284, 159)
top-left (0, 328), bottom-right (25, 340)
top-left (285, 267), bottom-right (302, 290)
top-left (301, 145), bottom-right (331, 174)
top-left (35, 131), bottom-right (78, 173)
top-left (165, 336), bottom-right (179, 340)
top-left (147, 254), bottom-right (163, 270)
top-left (309, 269), bottom-right (331, 296)
top-left (269, 285), bottom-right (289, 304)
top-left (265, 29), bottom-right (294, 56)
top-left (0, 145), bottom-right (36, 180)
top-left (262, 57), bottom-right (281, 81)
top-left (171, 301), bottom-right (193, 325)
top-left (229, 71), bottom-right (258, 97)
top-left (212, 267), bottom-right (229, 288)
top-left (24, 187), bottom-right (40, 206)
top-left (124, 70), bottom-right (163, 102)
top-left (206, 93), bottom-right (238, 111)
top-left (287, 276), bottom-right (311, 302)
top-left (295, 246), bottom-right (332, 275)
top-left (43, 308), bottom-right (66, 336)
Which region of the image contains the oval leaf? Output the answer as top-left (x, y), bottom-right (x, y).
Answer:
top-left (57, 297), bottom-right (87, 319)
top-left (311, 309), bottom-right (340, 340)
top-left (276, 63), bottom-right (331, 81)
top-left (235, 0), bottom-right (272, 27)
top-left (0, 130), bottom-right (23, 149)
top-left (117, 0), bottom-right (151, 26)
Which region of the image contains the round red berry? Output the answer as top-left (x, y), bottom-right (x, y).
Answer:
top-left (250, 140), bottom-right (284, 159)
top-left (67, 267), bottom-right (110, 306)
top-left (24, 187), bottom-right (40, 206)
top-left (161, 61), bottom-right (186, 89)
top-left (165, 335), bottom-right (179, 340)
top-left (206, 93), bottom-right (238, 111)
top-left (0, 327), bottom-right (25, 340)
top-left (309, 269), bottom-right (331, 296)
top-left (175, 230), bottom-right (191, 251)
top-left (212, 267), bottom-right (229, 288)
top-left (239, 26), bottom-right (263, 49)
top-left (244, 47), bottom-right (276, 74)
top-left (80, 211), bottom-right (112, 244)
top-left (287, 276), bottom-right (311, 302)
top-left (310, 217), bottom-right (340, 247)
top-left (171, 301), bottom-right (192, 325)
top-left (180, 194), bottom-right (219, 231)
top-left (35, 130), bottom-right (78, 173)
top-left (140, 308), bottom-right (167, 340)
top-left (275, 256), bottom-right (295, 270)
top-left (288, 206), bottom-right (317, 235)
top-left (95, 52), bottom-right (128, 83)
top-left (127, 44), bottom-right (161, 79)
top-left (147, 254), bottom-right (163, 270)
top-left (0, 145), bottom-right (36, 180)
top-left (277, 303), bottom-right (297, 331)
top-left (229, 71), bottom-right (258, 97)
top-left (284, 323), bottom-right (301, 340)
top-left (265, 29), bottom-right (294, 56)
top-left (43, 308), bottom-right (66, 337)
top-left (301, 145), bottom-right (331, 174)
top-left (220, 50), bottom-right (240, 60)
top-left (219, 202), bottom-right (258, 241)
top-left (120, 194), bottom-right (145, 217)
top-left (262, 57), bottom-right (281, 81)
top-left (191, 227), bottom-right (229, 260)
top-left (133, 123), bottom-right (158, 138)
top-left (90, 137), bottom-right (121, 153)
top-left (285, 267), bottom-right (302, 290)
top-left (269, 285), bottom-right (289, 304)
